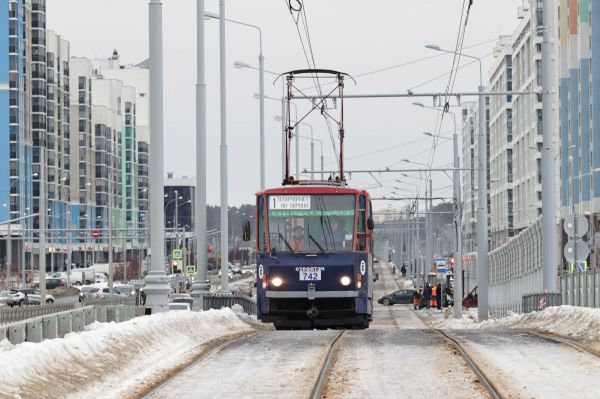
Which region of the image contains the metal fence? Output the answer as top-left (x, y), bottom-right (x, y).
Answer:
top-left (202, 294), bottom-right (257, 315)
top-left (80, 297), bottom-right (136, 307)
top-left (462, 218), bottom-right (544, 317)
top-left (559, 270), bottom-right (600, 308)
top-left (522, 292), bottom-right (562, 313)
top-left (0, 303), bottom-right (76, 325)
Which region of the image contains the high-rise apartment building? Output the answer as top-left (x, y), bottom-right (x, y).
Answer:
top-left (487, 0), bottom-right (558, 250)
top-left (559, 0), bottom-right (600, 267)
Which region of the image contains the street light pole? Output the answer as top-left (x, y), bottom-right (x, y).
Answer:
top-left (425, 44), bottom-right (488, 321)
top-left (144, 0), bottom-right (170, 313)
top-left (219, 0), bottom-right (229, 292)
top-left (541, 0), bottom-right (557, 291)
top-left (193, 0), bottom-right (210, 299)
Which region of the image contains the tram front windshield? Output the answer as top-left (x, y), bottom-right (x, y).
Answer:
top-left (267, 194), bottom-right (355, 253)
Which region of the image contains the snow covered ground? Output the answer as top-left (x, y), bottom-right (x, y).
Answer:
top-left (0, 308), bottom-right (258, 399)
top-left (425, 305), bottom-right (600, 342)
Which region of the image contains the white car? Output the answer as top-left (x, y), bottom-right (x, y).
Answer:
top-left (95, 273), bottom-right (107, 283)
top-left (168, 302), bottom-right (191, 311)
top-left (26, 289), bottom-right (56, 305)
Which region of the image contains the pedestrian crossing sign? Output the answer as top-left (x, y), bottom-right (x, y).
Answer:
top-left (172, 249), bottom-right (183, 260)
top-left (186, 265), bottom-right (196, 276)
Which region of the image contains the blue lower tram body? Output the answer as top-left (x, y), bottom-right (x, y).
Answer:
top-left (256, 252), bottom-right (373, 329)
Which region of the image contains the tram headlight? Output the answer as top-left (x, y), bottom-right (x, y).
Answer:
top-left (340, 276), bottom-right (352, 286)
top-left (271, 277), bottom-right (283, 287)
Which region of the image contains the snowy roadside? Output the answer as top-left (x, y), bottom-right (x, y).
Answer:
top-left (0, 307), bottom-right (260, 399)
top-left (422, 305), bottom-right (600, 343)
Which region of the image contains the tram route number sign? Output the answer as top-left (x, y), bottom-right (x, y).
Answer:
top-left (269, 195), bottom-right (311, 210)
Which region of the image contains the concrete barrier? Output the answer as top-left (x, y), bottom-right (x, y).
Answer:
top-left (25, 318), bottom-right (43, 343)
top-left (116, 305), bottom-right (127, 323)
top-left (83, 307), bottom-right (95, 325)
top-left (106, 306), bottom-right (116, 323)
top-left (0, 326), bottom-right (7, 341)
top-left (42, 315), bottom-right (58, 340)
top-left (71, 310), bottom-right (85, 332)
top-left (57, 313), bottom-right (72, 338)
top-left (95, 306), bottom-right (107, 323)
top-left (126, 305), bottom-right (135, 320)
top-left (7, 323), bottom-right (26, 345)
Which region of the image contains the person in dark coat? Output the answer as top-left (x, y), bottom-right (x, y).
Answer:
top-left (423, 283), bottom-right (431, 309)
top-left (436, 283), bottom-right (442, 310)
top-left (400, 264), bottom-right (407, 278)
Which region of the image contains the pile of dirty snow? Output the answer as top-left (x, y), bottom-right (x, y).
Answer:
top-left (0, 308), bottom-right (254, 399)
top-left (428, 305), bottom-right (600, 341)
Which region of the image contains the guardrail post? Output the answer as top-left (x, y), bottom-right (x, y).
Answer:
top-left (25, 317), bottom-right (43, 343)
top-left (8, 323), bottom-right (26, 344)
top-left (57, 312), bottom-right (73, 338)
top-left (42, 315), bottom-right (58, 340)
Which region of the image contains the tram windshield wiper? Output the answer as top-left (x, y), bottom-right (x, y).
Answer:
top-left (309, 234), bottom-right (327, 254)
top-left (278, 233), bottom-right (294, 253)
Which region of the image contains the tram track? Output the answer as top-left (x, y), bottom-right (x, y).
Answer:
top-left (138, 330), bottom-right (261, 399)
top-left (309, 330), bottom-right (346, 399)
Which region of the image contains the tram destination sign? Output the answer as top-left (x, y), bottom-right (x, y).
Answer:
top-left (269, 195), bottom-right (311, 210)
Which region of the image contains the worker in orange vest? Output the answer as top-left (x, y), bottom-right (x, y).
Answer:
top-left (430, 284), bottom-right (438, 308)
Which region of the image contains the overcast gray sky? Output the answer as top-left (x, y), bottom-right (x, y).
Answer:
top-left (48, 0), bottom-right (521, 209)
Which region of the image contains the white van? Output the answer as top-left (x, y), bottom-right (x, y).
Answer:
top-left (53, 268), bottom-right (95, 286)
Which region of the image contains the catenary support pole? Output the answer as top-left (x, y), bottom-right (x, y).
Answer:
top-left (477, 82), bottom-right (489, 321)
top-left (144, 0), bottom-right (170, 313)
top-left (219, 0), bottom-right (229, 292)
top-left (453, 124), bottom-right (463, 318)
top-left (541, 0), bottom-right (557, 291)
top-left (39, 151), bottom-right (46, 304)
top-left (295, 124), bottom-right (300, 179)
top-left (259, 51), bottom-right (265, 190)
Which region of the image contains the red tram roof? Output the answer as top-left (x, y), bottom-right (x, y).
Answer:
top-left (257, 185), bottom-right (369, 196)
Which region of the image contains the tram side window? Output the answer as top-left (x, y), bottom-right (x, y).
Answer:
top-left (257, 196), bottom-right (265, 251)
top-left (357, 195), bottom-right (366, 251)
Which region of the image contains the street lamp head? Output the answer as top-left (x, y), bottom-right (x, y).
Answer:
top-left (402, 159), bottom-right (410, 163)
top-left (234, 61), bottom-right (252, 69)
top-left (413, 102), bottom-right (425, 107)
top-left (204, 11), bottom-right (219, 19)
top-left (274, 116), bottom-right (283, 122)
top-left (423, 132), bottom-right (434, 137)
top-left (253, 93), bottom-right (260, 99)
top-left (32, 172), bottom-right (39, 178)
top-left (593, 167), bottom-right (600, 173)
top-left (425, 44), bottom-right (441, 51)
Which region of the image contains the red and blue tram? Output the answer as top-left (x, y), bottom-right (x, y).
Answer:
top-left (248, 185), bottom-right (375, 329)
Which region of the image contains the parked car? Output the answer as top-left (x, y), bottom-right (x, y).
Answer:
top-left (38, 278), bottom-right (65, 290)
top-left (6, 289), bottom-right (36, 307)
top-left (169, 293), bottom-right (193, 306)
top-left (168, 302), bottom-right (191, 311)
top-left (79, 286), bottom-right (100, 302)
top-left (52, 268), bottom-right (95, 286)
top-left (377, 289), bottom-right (416, 306)
top-left (26, 289), bottom-right (56, 305)
top-left (95, 273), bottom-right (107, 283)
top-left (462, 286), bottom-right (478, 308)
top-left (0, 291), bottom-right (12, 306)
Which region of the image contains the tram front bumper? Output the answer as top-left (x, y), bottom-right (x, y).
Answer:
top-left (265, 290), bottom-right (358, 298)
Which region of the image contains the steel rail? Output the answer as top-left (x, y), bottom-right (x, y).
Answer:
top-left (309, 330), bottom-right (346, 399)
top-left (433, 329), bottom-right (502, 399)
top-left (526, 330), bottom-right (600, 359)
top-left (140, 331), bottom-right (261, 399)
